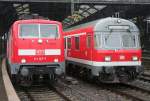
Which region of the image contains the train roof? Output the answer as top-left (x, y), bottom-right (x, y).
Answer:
top-left (13, 19), bottom-right (62, 25)
top-left (64, 17), bottom-right (139, 32)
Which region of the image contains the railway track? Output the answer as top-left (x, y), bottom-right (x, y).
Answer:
top-left (107, 83), bottom-right (150, 101)
top-left (139, 73), bottom-right (150, 83)
top-left (15, 76), bottom-right (150, 101)
top-left (60, 78), bottom-right (130, 101)
top-left (63, 76), bottom-right (150, 101)
top-left (16, 77), bottom-right (132, 101)
top-left (15, 78), bottom-right (97, 101)
top-left (96, 80), bottom-right (150, 101)
top-left (16, 84), bottom-right (71, 101)
top-left (7, 70), bottom-right (150, 101)
top-left (142, 51), bottom-right (150, 62)
top-left (98, 73), bottom-right (150, 101)
top-left (66, 74), bottom-right (150, 101)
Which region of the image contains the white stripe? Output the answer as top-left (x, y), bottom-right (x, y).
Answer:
top-left (65, 32), bottom-right (86, 37)
top-left (18, 49), bottom-right (36, 56)
top-left (66, 57), bottom-right (141, 66)
top-left (45, 49), bottom-right (61, 55)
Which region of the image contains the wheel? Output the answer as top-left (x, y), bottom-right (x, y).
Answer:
top-left (118, 72), bottom-right (129, 83)
top-left (18, 75), bottom-right (33, 87)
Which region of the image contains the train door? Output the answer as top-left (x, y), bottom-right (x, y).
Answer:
top-left (86, 33), bottom-right (92, 61)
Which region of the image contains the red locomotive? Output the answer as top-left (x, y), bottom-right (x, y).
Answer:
top-left (64, 17), bottom-right (143, 83)
top-left (7, 19), bottom-right (65, 86)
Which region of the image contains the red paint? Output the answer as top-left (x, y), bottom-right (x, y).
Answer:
top-left (64, 25), bottom-right (141, 63)
top-left (7, 19), bottom-right (64, 64)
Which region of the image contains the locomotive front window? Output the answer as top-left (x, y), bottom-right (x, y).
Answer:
top-left (40, 24), bottom-right (58, 38)
top-left (19, 24), bottom-right (58, 38)
top-left (122, 34), bottom-right (136, 47)
top-left (20, 24), bottom-right (39, 38)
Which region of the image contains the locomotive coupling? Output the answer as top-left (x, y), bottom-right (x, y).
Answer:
top-left (104, 66), bottom-right (114, 74)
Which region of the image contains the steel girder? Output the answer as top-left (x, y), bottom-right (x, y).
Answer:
top-left (0, 0), bottom-right (150, 5)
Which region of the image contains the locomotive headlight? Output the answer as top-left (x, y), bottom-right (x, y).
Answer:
top-left (132, 56), bottom-right (138, 61)
top-left (54, 58), bottom-right (58, 62)
top-left (21, 59), bottom-right (26, 63)
top-left (105, 56), bottom-right (111, 62)
top-left (38, 39), bottom-right (43, 44)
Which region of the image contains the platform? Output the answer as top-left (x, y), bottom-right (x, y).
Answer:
top-left (0, 62), bottom-right (8, 101)
top-left (0, 59), bottom-right (20, 101)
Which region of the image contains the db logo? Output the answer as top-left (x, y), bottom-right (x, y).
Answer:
top-left (36, 50), bottom-right (45, 55)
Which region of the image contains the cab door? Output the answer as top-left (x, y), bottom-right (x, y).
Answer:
top-left (64, 37), bottom-right (67, 58)
top-left (65, 37), bottom-right (72, 58)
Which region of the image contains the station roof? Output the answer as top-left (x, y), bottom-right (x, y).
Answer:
top-left (0, 0), bottom-right (150, 4)
top-left (0, 0), bottom-right (150, 37)
top-left (63, 4), bottom-right (150, 28)
top-left (0, 2), bottom-right (71, 36)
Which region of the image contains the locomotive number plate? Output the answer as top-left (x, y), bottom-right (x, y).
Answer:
top-left (36, 50), bottom-right (45, 55)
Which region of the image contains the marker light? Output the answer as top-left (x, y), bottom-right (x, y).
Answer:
top-left (54, 58), bottom-right (58, 62)
top-left (132, 56), bottom-right (138, 61)
top-left (21, 59), bottom-right (26, 63)
top-left (117, 19), bottom-right (121, 23)
top-left (105, 56), bottom-right (111, 62)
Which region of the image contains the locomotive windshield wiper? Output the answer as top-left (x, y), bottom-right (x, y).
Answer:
top-left (105, 30), bottom-right (112, 42)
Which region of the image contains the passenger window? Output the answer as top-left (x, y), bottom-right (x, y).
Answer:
top-left (75, 36), bottom-right (79, 50)
top-left (87, 35), bottom-right (91, 48)
top-left (67, 38), bottom-right (71, 49)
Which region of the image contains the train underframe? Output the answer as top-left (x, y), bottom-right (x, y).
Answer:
top-left (7, 61), bottom-right (65, 86)
top-left (66, 60), bottom-right (143, 83)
